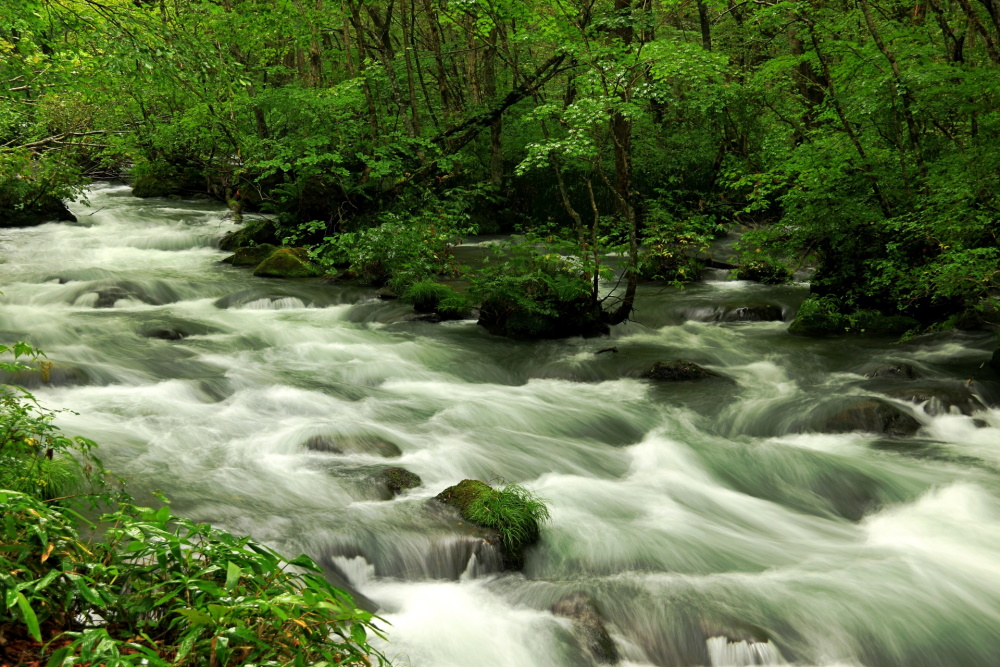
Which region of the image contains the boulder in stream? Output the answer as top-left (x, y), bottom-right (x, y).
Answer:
top-left (253, 248), bottom-right (322, 278)
top-left (818, 399), bottom-right (921, 436)
top-left (304, 434), bottom-right (402, 458)
top-left (218, 218), bottom-right (280, 251)
top-left (991, 348), bottom-right (1000, 374)
top-left (879, 384), bottom-right (987, 416)
top-left (643, 360), bottom-right (732, 383)
top-left (551, 593), bottom-right (620, 664)
top-left (224, 243), bottom-right (277, 267)
top-left (433, 479), bottom-right (546, 570)
top-left (865, 363), bottom-right (918, 380)
top-left (720, 304), bottom-right (784, 322)
top-left (369, 466), bottom-right (422, 498)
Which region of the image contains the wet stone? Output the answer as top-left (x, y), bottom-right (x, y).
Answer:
top-left (551, 593), bottom-right (620, 665)
top-left (865, 363), bottom-right (918, 380)
top-left (643, 360), bottom-right (732, 382)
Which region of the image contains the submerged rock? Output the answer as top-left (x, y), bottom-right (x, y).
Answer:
top-left (224, 243), bottom-right (277, 267)
top-left (819, 399), bottom-right (920, 436)
top-left (303, 434), bottom-right (402, 458)
top-left (552, 593), bottom-right (620, 664)
top-left (991, 348), bottom-right (1000, 374)
top-left (643, 360), bottom-right (732, 382)
top-left (720, 304), bottom-right (784, 322)
top-left (865, 363), bottom-right (918, 380)
top-left (880, 385), bottom-right (987, 416)
top-left (253, 248), bottom-right (322, 278)
top-left (369, 466), bottom-right (422, 498)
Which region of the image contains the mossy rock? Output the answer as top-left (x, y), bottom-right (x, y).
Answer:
top-left (788, 306), bottom-right (845, 336)
top-left (850, 312), bottom-right (919, 335)
top-left (435, 479), bottom-right (493, 515)
top-left (253, 248), bottom-right (322, 278)
top-left (219, 218), bottom-right (280, 251)
top-left (435, 293), bottom-right (475, 320)
top-left (790, 298), bottom-right (919, 337)
top-left (478, 296), bottom-right (609, 339)
top-left (433, 479), bottom-right (546, 570)
top-left (642, 360), bottom-right (732, 382)
top-left (403, 281), bottom-right (454, 313)
top-left (224, 244), bottom-right (277, 267)
top-left (370, 466), bottom-right (422, 498)
top-left (1, 196), bottom-right (76, 227)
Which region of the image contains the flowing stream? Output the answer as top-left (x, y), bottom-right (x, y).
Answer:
top-left (3, 183), bottom-right (1000, 666)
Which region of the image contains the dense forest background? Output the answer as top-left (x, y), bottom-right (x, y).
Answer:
top-left (2, 0), bottom-right (998, 334)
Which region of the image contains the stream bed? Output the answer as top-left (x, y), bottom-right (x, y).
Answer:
top-left (2, 183), bottom-right (1000, 666)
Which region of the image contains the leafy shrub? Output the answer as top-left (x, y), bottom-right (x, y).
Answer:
top-left (789, 297), bottom-right (919, 336)
top-left (0, 492), bottom-right (386, 666)
top-left (464, 482), bottom-right (551, 555)
top-left (734, 259), bottom-right (792, 285)
top-left (435, 293), bottom-right (474, 320)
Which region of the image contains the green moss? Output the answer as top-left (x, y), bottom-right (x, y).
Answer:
top-left (228, 244), bottom-right (277, 267)
top-left (253, 248), bottom-right (322, 278)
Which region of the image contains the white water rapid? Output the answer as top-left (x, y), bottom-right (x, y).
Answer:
top-left (2, 183), bottom-right (999, 666)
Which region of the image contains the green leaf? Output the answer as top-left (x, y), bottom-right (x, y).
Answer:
top-left (16, 592), bottom-right (41, 643)
top-left (225, 561), bottom-right (241, 590)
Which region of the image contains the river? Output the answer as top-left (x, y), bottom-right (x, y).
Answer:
top-left (2, 182), bottom-right (999, 666)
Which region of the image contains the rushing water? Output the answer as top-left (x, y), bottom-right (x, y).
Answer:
top-left (2, 183), bottom-right (1000, 666)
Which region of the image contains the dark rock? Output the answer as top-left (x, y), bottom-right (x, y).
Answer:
top-left (1, 196), bottom-right (77, 227)
top-left (643, 360), bottom-right (731, 382)
top-left (402, 312), bottom-right (442, 323)
top-left (880, 385), bottom-right (987, 416)
top-left (226, 244), bottom-right (277, 267)
top-left (253, 248), bottom-right (322, 278)
top-left (721, 304), bottom-right (784, 322)
top-left (303, 434), bottom-right (402, 458)
top-left (865, 363), bottom-right (918, 380)
top-left (551, 593), bottom-right (620, 664)
top-left (219, 218), bottom-right (280, 251)
top-left (820, 399), bottom-right (921, 436)
top-left (376, 286), bottom-right (400, 300)
top-left (144, 328), bottom-right (186, 341)
top-left (370, 466), bottom-right (422, 498)
top-left (991, 348), bottom-right (1000, 374)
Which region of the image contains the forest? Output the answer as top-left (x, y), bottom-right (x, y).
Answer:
top-left (3, 0), bottom-right (998, 334)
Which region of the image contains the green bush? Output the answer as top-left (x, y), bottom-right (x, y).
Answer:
top-left (734, 259), bottom-right (792, 285)
top-left (435, 293), bottom-right (474, 320)
top-left (471, 239), bottom-right (608, 339)
top-left (0, 492), bottom-right (386, 666)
